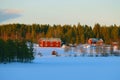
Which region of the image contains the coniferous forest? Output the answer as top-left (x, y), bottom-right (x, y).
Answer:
top-left (0, 23), bottom-right (120, 63)
top-left (0, 23), bottom-right (120, 44)
top-left (0, 39), bottom-right (34, 63)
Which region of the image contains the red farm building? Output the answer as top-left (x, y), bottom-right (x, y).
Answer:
top-left (38, 38), bottom-right (61, 47)
top-left (88, 38), bottom-right (103, 46)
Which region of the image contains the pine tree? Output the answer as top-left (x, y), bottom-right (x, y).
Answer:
top-left (0, 39), bottom-right (5, 62)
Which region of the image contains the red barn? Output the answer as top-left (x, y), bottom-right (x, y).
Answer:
top-left (39, 38), bottom-right (61, 47)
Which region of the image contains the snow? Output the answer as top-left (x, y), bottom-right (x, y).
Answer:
top-left (34, 46), bottom-right (65, 56)
top-left (0, 46), bottom-right (120, 80)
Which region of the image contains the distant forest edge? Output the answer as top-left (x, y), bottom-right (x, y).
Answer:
top-left (0, 23), bottom-right (120, 44)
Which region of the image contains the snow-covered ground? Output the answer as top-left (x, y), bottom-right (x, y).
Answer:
top-left (0, 46), bottom-right (120, 80)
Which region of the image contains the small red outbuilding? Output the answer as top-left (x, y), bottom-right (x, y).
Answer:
top-left (38, 38), bottom-right (61, 47)
top-left (88, 38), bottom-right (103, 46)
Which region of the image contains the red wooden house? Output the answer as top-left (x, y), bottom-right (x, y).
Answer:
top-left (38, 38), bottom-right (61, 47)
top-left (88, 38), bottom-right (103, 46)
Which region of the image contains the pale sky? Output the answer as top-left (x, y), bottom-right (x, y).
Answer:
top-left (0, 0), bottom-right (120, 26)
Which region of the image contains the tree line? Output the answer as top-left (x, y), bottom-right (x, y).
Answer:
top-left (0, 39), bottom-right (34, 63)
top-left (0, 23), bottom-right (120, 44)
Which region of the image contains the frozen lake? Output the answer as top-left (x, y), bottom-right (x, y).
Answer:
top-left (0, 56), bottom-right (120, 80)
top-left (0, 46), bottom-right (120, 80)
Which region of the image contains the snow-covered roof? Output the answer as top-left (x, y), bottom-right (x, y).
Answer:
top-left (40, 38), bottom-right (61, 42)
top-left (89, 38), bottom-right (103, 42)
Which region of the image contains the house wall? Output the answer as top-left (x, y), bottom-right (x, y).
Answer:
top-left (39, 39), bottom-right (61, 47)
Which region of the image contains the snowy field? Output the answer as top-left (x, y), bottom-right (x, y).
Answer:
top-left (0, 46), bottom-right (120, 80)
